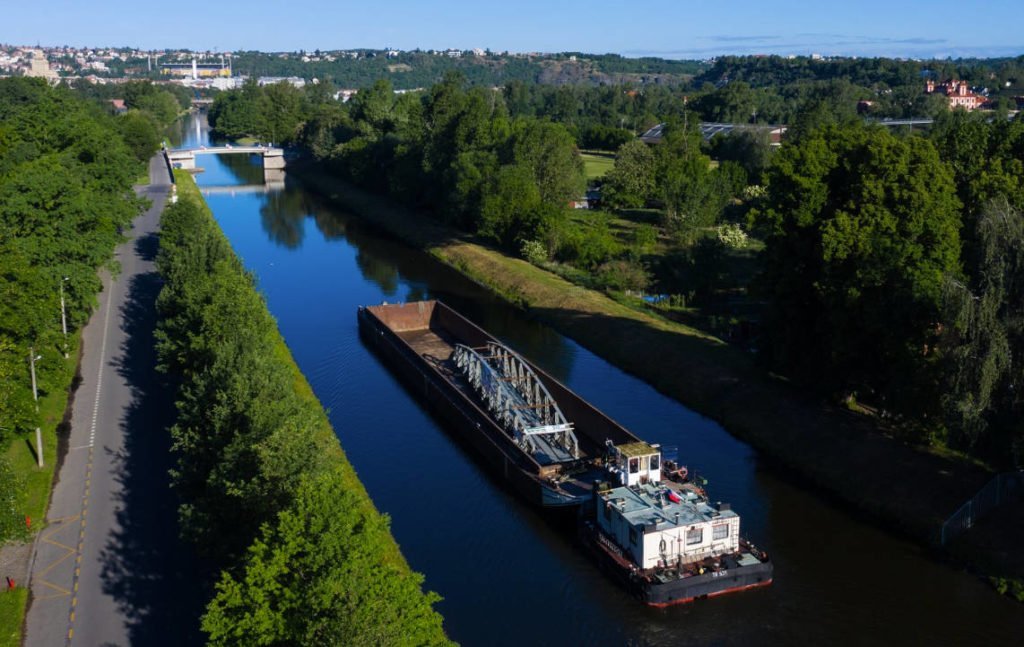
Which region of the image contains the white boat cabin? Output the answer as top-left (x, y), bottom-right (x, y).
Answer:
top-left (606, 441), bottom-right (662, 487)
top-left (599, 444), bottom-right (741, 570)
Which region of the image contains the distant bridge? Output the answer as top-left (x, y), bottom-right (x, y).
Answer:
top-left (165, 145), bottom-right (286, 171)
top-left (872, 118), bottom-right (935, 127)
top-left (200, 182), bottom-right (285, 196)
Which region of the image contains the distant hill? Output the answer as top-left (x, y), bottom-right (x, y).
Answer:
top-left (228, 50), bottom-right (706, 88)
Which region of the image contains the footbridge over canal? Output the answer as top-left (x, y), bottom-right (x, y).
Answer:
top-left (165, 145), bottom-right (286, 170)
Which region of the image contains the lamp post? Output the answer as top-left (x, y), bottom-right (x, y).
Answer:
top-left (29, 347), bottom-right (40, 407)
top-left (29, 348), bottom-right (43, 467)
top-left (59, 277), bottom-right (69, 358)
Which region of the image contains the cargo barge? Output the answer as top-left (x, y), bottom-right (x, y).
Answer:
top-left (358, 300), bottom-right (641, 507)
top-left (359, 300), bottom-right (772, 604)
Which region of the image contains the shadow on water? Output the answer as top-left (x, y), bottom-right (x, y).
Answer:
top-left (99, 269), bottom-right (208, 645)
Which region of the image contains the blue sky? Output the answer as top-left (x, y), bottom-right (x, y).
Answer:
top-left (4, 0), bottom-right (1022, 59)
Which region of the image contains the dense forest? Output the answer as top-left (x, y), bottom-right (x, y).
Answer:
top-left (207, 66), bottom-right (1024, 467)
top-left (155, 177), bottom-right (450, 644)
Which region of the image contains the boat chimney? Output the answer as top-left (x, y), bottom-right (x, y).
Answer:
top-left (674, 512), bottom-right (680, 525)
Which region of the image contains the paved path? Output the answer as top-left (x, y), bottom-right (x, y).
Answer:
top-left (25, 157), bottom-right (203, 646)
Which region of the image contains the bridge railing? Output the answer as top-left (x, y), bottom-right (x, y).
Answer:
top-left (939, 470), bottom-right (1024, 546)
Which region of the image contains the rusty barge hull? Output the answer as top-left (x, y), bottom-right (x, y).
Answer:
top-left (358, 300), bottom-right (641, 508)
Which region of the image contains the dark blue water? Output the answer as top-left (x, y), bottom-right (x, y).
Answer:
top-left (177, 115), bottom-right (1024, 646)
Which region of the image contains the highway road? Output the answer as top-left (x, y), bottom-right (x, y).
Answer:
top-left (25, 156), bottom-right (204, 646)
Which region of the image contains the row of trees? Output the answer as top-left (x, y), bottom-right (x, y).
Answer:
top-left (288, 74), bottom-right (586, 251)
top-left (0, 78), bottom-right (162, 541)
top-left (755, 111), bottom-right (1024, 463)
top-left (155, 179), bottom-right (450, 644)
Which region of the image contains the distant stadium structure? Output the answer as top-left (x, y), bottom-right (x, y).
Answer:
top-left (161, 57), bottom-right (230, 79)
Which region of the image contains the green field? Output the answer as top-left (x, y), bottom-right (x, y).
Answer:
top-left (581, 152), bottom-right (614, 180)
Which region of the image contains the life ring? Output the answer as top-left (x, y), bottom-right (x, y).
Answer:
top-left (659, 538), bottom-right (667, 553)
top-left (678, 466), bottom-right (688, 480)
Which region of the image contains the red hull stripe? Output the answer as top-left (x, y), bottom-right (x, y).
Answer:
top-left (645, 579), bottom-right (773, 608)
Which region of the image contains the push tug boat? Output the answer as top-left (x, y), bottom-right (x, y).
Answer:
top-left (584, 441), bottom-right (772, 606)
top-left (359, 300), bottom-right (772, 605)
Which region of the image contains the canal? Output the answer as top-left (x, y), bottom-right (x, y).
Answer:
top-left (173, 115), bottom-right (1024, 645)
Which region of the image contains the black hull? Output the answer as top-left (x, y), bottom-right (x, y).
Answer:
top-left (359, 305), bottom-right (566, 507)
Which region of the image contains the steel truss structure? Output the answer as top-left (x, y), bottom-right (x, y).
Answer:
top-left (453, 341), bottom-right (579, 462)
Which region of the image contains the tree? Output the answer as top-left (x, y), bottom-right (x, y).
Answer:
top-left (479, 163), bottom-right (545, 247)
top-left (708, 129), bottom-right (773, 184)
top-left (602, 139), bottom-right (656, 209)
top-left (507, 119), bottom-right (585, 206)
top-left (202, 471), bottom-right (450, 646)
top-left (757, 123), bottom-right (962, 419)
top-left (942, 198), bottom-right (1024, 464)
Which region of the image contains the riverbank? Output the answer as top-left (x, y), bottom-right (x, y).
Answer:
top-left (292, 164), bottom-right (999, 542)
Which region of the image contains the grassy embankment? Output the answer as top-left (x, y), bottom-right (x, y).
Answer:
top-left (293, 164), bottom-right (996, 547)
top-left (0, 335), bottom-right (82, 646)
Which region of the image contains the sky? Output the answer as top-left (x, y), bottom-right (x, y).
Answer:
top-left (3, 0), bottom-right (1022, 59)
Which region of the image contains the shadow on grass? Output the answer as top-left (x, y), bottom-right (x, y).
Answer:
top-left (99, 268), bottom-right (209, 645)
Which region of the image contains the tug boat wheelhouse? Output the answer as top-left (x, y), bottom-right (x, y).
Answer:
top-left (359, 300), bottom-right (772, 605)
top-left (585, 441), bottom-right (772, 606)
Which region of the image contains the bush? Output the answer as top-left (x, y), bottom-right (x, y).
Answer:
top-left (716, 223), bottom-right (749, 249)
top-left (520, 239), bottom-right (548, 265)
top-left (596, 260), bottom-right (651, 292)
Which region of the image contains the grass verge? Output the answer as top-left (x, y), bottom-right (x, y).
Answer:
top-left (0, 588), bottom-right (27, 647)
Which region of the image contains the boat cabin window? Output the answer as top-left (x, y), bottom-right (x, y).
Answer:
top-left (686, 527), bottom-right (703, 545)
top-left (603, 503), bottom-right (612, 521)
top-left (713, 524), bottom-right (729, 540)
top-left (649, 454), bottom-right (660, 471)
top-left (629, 527), bottom-right (638, 545)
top-left (629, 458), bottom-right (639, 474)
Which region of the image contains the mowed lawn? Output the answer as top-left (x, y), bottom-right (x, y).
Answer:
top-left (580, 152), bottom-right (614, 180)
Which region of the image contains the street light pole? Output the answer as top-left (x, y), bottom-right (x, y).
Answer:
top-left (29, 347), bottom-right (39, 407)
top-left (59, 277), bottom-right (69, 358)
top-left (28, 348), bottom-right (44, 468)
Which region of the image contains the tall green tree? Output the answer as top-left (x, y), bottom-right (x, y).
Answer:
top-left (202, 471), bottom-right (451, 646)
top-left (602, 139), bottom-right (656, 209)
top-left (942, 198), bottom-right (1024, 464)
top-left (758, 123), bottom-right (962, 419)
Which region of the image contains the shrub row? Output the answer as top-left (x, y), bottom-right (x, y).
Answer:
top-left (155, 174), bottom-right (451, 645)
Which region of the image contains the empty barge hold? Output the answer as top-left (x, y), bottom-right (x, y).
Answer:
top-left (359, 300), bottom-right (772, 605)
top-left (358, 300), bottom-right (643, 507)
